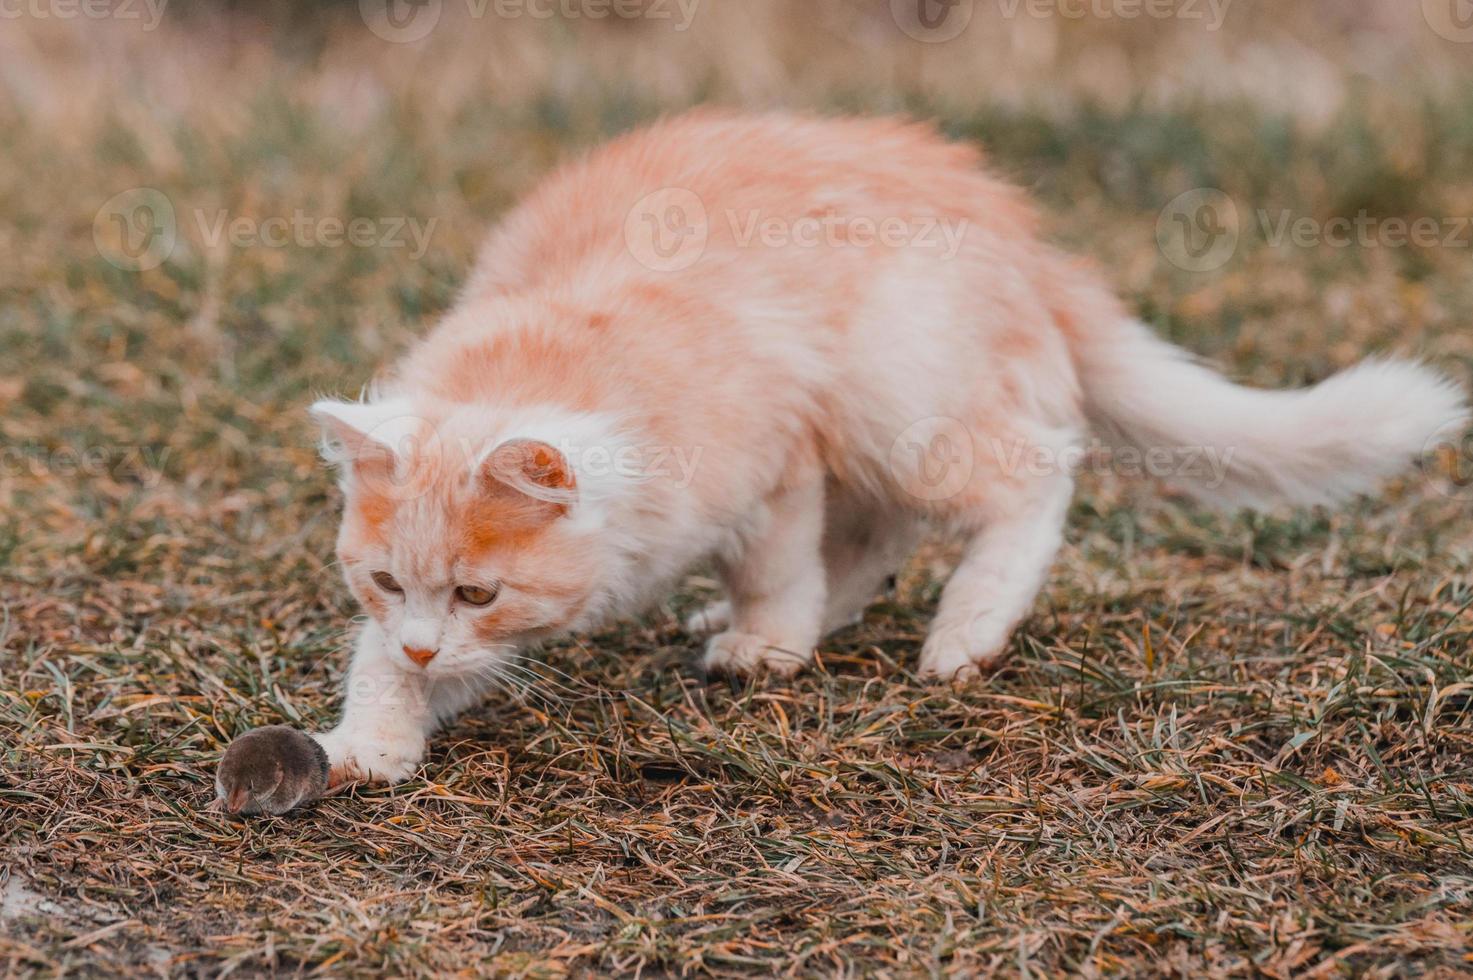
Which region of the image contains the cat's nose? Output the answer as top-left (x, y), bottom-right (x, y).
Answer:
top-left (403, 645), bottom-right (438, 667)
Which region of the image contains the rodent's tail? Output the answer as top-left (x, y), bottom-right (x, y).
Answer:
top-left (1073, 317), bottom-right (1466, 510)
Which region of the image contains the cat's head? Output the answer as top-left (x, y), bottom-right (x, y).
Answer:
top-left (310, 396), bottom-right (611, 677)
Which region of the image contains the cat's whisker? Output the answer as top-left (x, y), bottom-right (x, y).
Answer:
top-left (498, 653), bottom-right (598, 691)
top-left (500, 652), bottom-right (594, 690)
top-left (485, 658), bottom-right (597, 704)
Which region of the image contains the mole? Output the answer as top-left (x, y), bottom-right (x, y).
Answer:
top-left (215, 725), bottom-right (330, 816)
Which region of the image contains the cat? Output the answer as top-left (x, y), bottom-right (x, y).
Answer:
top-left (297, 110), bottom-right (1465, 789)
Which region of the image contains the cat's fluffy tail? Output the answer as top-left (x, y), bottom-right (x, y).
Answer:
top-left (1075, 318), bottom-right (1467, 510)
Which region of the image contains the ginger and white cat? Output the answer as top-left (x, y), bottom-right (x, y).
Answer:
top-left (300, 111), bottom-right (1464, 788)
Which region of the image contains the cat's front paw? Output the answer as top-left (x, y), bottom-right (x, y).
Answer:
top-left (314, 728), bottom-right (425, 787)
top-left (701, 630), bottom-right (813, 678)
top-left (916, 620), bottom-right (1009, 682)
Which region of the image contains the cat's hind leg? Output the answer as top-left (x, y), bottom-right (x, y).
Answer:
top-left (819, 487), bottom-right (922, 635)
top-left (916, 467), bottom-right (1073, 680)
top-left (686, 486), bottom-right (920, 640)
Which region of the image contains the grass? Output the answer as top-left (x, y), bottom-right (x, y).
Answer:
top-left (3, 7), bottom-right (1473, 976)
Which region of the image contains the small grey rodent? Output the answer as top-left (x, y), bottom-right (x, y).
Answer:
top-left (215, 726), bottom-right (329, 816)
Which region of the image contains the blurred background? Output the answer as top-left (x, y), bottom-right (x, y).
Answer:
top-left (4, 0), bottom-right (1471, 511)
top-left (6, 0), bottom-right (1473, 117)
top-left (7, 1), bottom-right (1473, 350)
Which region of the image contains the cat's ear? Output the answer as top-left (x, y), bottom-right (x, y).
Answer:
top-left (309, 397), bottom-right (423, 485)
top-left (476, 438), bottom-right (577, 516)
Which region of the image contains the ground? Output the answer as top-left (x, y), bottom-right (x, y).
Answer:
top-left (2, 5), bottom-right (1473, 977)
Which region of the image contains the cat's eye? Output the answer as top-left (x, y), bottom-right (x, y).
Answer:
top-left (456, 584), bottom-right (498, 607)
top-left (371, 571), bottom-right (403, 594)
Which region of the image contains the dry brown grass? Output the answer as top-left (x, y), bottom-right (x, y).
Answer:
top-left (3, 4), bottom-right (1473, 976)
